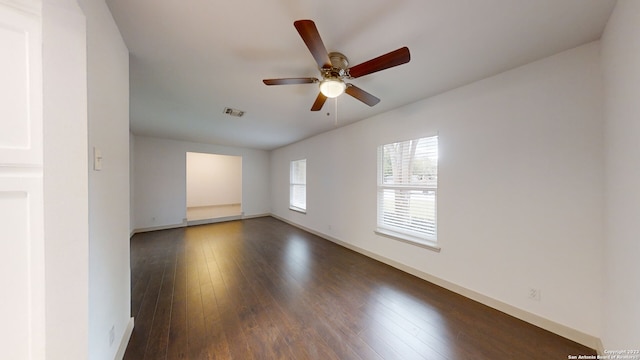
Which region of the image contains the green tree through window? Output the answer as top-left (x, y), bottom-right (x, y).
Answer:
top-left (378, 136), bottom-right (438, 242)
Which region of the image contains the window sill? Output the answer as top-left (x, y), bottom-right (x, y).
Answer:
top-left (374, 228), bottom-right (441, 253)
top-left (289, 207), bottom-right (306, 214)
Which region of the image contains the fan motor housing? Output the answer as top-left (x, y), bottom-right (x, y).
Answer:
top-left (328, 52), bottom-right (349, 69)
top-left (323, 52), bottom-right (349, 78)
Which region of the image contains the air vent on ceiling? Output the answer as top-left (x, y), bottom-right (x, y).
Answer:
top-left (223, 107), bottom-right (245, 117)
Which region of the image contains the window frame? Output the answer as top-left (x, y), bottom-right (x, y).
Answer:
top-left (289, 158), bottom-right (307, 213)
top-left (375, 135), bottom-right (440, 252)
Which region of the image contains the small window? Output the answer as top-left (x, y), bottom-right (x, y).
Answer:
top-left (377, 136), bottom-right (438, 248)
top-left (290, 159), bottom-right (306, 213)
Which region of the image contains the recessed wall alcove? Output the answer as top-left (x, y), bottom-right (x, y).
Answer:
top-left (186, 152), bottom-right (242, 225)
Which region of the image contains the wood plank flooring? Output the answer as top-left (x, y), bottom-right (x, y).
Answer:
top-left (124, 217), bottom-right (596, 359)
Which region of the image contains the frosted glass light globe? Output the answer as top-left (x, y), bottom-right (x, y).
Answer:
top-left (319, 78), bottom-right (346, 98)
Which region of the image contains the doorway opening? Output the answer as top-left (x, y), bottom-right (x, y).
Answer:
top-left (186, 152), bottom-right (242, 225)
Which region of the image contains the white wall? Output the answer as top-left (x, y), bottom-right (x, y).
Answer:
top-left (271, 42), bottom-right (604, 344)
top-left (130, 132), bottom-right (136, 235)
top-left (600, 0), bottom-right (640, 350)
top-left (186, 152), bottom-right (242, 208)
top-left (132, 136), bottom-right (270, 231)
top-left (76, 0), bottom-right (132, 359)
top-left (42, 0), bottom-right (89, 358)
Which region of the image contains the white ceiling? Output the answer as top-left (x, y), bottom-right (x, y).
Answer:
top-left (106, 0), bottom-right (616, 150)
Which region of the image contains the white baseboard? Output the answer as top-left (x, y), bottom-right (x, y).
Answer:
top-left (186, 213), bottom-right (271, 226)
top-left (270, 214), bottom-right (602, 351)
top-left (242, 213), bottom-right (270, 220)
top-left (132, 214), bottom-right (271, 236)
top-left (595, 338), bottom-right (605, 355)
top-left (187, 215), bottom-right (242, 226)
top-left (131, 222), bottom-right (186, 235)
top-left (114, 317), bottom-right (134, 360)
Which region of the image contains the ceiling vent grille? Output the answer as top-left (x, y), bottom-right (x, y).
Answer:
top-left (223, 107), bottom-right (245, 117)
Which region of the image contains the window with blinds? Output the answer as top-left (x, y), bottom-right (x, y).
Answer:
top-left (290, 159), bottom-right (307, 212)
top-left (377, 136), bottom-right (438, 243)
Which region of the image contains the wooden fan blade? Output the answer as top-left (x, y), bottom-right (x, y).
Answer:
top-left (294, 20), bottom-right (331, 69)
top-left (311, 92), bottom-right (327, 111)
top-left (263, 78), bottom-right (318, 85)
top-left (345, 84), bottom-right (380, 106)
top-left (348, 47), bottom-right (410, 78)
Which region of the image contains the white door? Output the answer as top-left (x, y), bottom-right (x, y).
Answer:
top-left (0, 1), bottom-right (45, 359)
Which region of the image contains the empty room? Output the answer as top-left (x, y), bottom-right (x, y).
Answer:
top-left (2, 0), bottom-right (638, 359)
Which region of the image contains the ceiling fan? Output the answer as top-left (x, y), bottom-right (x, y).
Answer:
top-left (263, 20), bottom-right (411, 111)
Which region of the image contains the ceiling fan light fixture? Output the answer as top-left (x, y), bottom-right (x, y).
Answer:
top-left (319, 78), bottom-right (346, 98)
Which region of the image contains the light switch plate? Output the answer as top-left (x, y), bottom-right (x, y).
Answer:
top-left (94, 147), bottom-right (102, 171)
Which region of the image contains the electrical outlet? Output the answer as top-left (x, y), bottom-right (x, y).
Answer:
top-left (528, 288), bottom-right (541, 301)
top-left (109, 325), bottom-right (115, 346)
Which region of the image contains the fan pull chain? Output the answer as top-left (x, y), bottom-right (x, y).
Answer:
top-left (334, 97), bottom-right (338, 126)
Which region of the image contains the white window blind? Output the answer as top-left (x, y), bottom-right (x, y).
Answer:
top-left (377, 136), bottom-right (438, 242)
top-left (290, 159), bottom-right (306, 212)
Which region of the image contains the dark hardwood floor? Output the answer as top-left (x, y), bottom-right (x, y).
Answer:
top-left (124, 217), bottom-right (596, 359)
